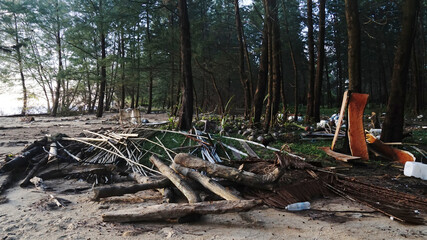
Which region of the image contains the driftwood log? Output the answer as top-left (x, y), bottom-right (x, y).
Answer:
top-left (102, 199), bottom-right (262, 222)
top-left (1, 146), bottom-right (43, 172)
top-left (37, 164), bottom-right (116, 180)
top-left (174, 153), bottom-right (283, 190)
top-left (149, 155), bottom-right (200, 203)
top-left (171, 163), bottom-right (242, 201)
top-left (93, 177), bottom-right (171, 200)
top-left (0, 137), bottom-right (48, 173)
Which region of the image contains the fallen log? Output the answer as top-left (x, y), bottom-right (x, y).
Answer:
top-left (93, 178), bottom-right (171, 200)
top-left (149, 155), bottom-right (200, 203)
top-left (102, 199), bottom-right (262, 222)
top-left (37, 164), bottom-right (116, 180)
top-left (0, 146), bottom-right (43, 172)
top-left (171, 163), bottom-right (242, 201)
top-left (0, 137), bottom-right (48, 173)
top-left (174, 153), bottom-right (283, 190)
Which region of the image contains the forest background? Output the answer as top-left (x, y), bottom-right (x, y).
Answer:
top-left (0, 0), bottom-right (425, 142)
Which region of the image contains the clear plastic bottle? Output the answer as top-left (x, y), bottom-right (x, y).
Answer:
top-left (285, 201), bottom-right (311, 211)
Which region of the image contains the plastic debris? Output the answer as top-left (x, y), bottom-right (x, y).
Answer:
top-left (285, 201), bottom-right (311, 211)
top-left (404, 162), bottom-right (427, 180)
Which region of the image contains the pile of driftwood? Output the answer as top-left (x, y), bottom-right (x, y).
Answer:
top-left (0, 127), bottom-right (426, 225)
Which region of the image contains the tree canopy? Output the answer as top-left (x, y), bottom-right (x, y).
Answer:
top-left (0, 0), bottom-right (425, 138)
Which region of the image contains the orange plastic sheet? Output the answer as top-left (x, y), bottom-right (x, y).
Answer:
top-left (366, 133), bottom-right (415, 164)
top-left (347, 93), bottom-right (370, 160)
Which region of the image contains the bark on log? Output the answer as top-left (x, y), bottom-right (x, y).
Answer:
top-left (37, 164), bottom-right (116, 180)
top-left (171, 163), bottom-right (242, 201)
top-left (149, 155), bottom-right (200, 203)
top-left (102, 199), bottom-right (262, 222)
top-left (93, 178), bottom-right (171, 200)
top-left (174, 153), bottom-right (283, 190)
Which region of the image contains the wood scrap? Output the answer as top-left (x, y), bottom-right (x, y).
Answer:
top-left (149, 155), bottom-right (200, 203)
top-left (240, 142), bottom-right (259, 158)
top-left (347, 93), bottom-right (369, 160)
top-left (93, 178), bottom-right (171, 200)
top-left (320, 147), bottom-right (361, 162)
top-left (102, 199), bottom-right (262, 222)
top-left (50, 194), bottom-right (63, 207)
top-left (331, 90), bottom-right (349, 150)
top-left (174, 153), bottom-right (284, 190)
top-left (171, 163), bottom-right (242, 201)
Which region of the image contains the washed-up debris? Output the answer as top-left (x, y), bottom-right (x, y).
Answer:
top-left (348, 92), bottom-right (370, 160)
top-left (404, 162), bottom-right (427, 180)
top-left (366, 133), bottom-right (415, 164)
top-left (0, 124), bottom-right (426, 225)
top-left (319, 147), bottom-right (361, 162)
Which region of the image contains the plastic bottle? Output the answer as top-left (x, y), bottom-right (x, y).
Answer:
top-left (404, 162), bottom-right (427, 180)
top-left (285, 201), bottom-right (311, 211)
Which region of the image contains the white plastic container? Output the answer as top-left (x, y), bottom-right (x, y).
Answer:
top-left (404, 162), bottom-right (427, 180)
top-left (285, 201), bottom-right (311, 211)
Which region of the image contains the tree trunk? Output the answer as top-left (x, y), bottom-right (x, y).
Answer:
top-left (345, 0), bottom-right (362, 93)
top-left (177, 0), bottom-right (194, 130)
top-left (13, 14), bottom-right (27, 115)
top-left (96, 31), bottom-right (107, 117)
top-left (333, 13), bottom-right (344, 108)
top-left (313, 0), bottom-right (326, 122)
top-left (146, 6), bottom-right (153, 114)
top-left (51, 1), bottom-right (62, 117)
top-left (251, 21), bottom-right (268, 128)
top-left (281, 0), bottom-right (299, 122)
top-left (120, 31), bottom-right (126, 110)
top-left (305, 0), bottom-right (315, 122)
top-left (325, 57), bottom-right (332, 108)
top-left (382, 0), bottom-right (419, 142)
top-left (96, 0), bottom-right (107, 118)
top-left (234, 0), bottom-right (251, 119)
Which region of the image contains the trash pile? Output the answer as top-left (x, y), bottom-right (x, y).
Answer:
top-left (1, 123), bottom-right (426, 225)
